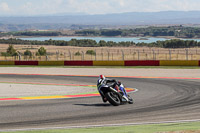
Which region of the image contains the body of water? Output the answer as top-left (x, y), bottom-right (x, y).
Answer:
top-left (19, 36), bottom-right (200, 43)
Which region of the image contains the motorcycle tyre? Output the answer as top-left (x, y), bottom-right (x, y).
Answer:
top-left (105, 92), bottom-right (121, 106)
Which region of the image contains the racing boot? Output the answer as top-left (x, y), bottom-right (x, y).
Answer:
top-left (102, 97), bottom-right (107, 103)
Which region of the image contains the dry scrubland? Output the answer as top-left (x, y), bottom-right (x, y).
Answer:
top-left (0, 44), bottom-right (200, 61)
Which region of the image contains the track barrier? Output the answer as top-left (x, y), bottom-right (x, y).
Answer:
top-left (93, 61), bottom-right (124, 66)
top-left (15, 61), bottom-right (38, 66)
top-left (125, 60), bottom-right (159, 66)
top-left (160, 60), bottom-right (199, 66)
top-left (0, 60), bottom-right (199, 66)
top-left (65, 61), bottom-right (93, 66)
top-left (0, 61), bottom-right (15, 65)
top-left (38, 61), bottom-right (64, 66)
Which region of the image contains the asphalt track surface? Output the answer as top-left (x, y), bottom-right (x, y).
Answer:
top-left (0, 74), bottom-right (200, 131)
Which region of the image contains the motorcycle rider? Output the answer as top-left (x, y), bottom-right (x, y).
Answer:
top-left (97, 75), bottom-right (131, 103)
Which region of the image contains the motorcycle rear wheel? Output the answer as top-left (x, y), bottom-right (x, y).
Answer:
top-left (105, 92), bottom-right (121, 106)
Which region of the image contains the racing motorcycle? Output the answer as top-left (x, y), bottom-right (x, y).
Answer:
top-left (98, 81), bottom-right (133, 106)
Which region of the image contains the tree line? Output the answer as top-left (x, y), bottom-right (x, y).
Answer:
top-left (0, 31), bottom-right (62, 37)
top-left (1, 45), bottom-right (97, 57)
top-left (75, 26), bottom-right (200, 38)
top-left (1, 45), bottom-right (47, 57)
top-left (0, 38), bottom-right (200, 48)
top-left (1, 26), bottom-right (200, 38)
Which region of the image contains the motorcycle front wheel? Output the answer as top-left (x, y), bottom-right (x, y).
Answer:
top-left (105, 92), bottom-right (121, 106)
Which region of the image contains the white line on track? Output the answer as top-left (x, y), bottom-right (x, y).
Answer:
top-left (1, 119), bottom-right (200, 132)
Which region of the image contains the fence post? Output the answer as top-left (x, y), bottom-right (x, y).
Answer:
top-left (152, 49), bottom-right (155, 60)
top-left (81, 51), bottom-right (84, 60)
top-left (95, 50), bottom-right (97, 60)
top-left (107, 50), bottom-right (110, 60)
top-left (145, 53), bottom-right (148, 60)
top-left (68, 50), bottom-right (71, 60)
top-left (121, 50), bottom-right (124, 60)
top-left (133, 50), bottom-right (136, 60)
top-left (169, 49), bottom-right (171, 60)
top-left (56, 51), bottom-right (58, 60)
top-left (17, 52), bottom-right (21, 61)
top-left (137, 50), bottom-right (139, 60)
top-left (186, 49), bottom-right (189, 60)
top-left (46, 55), bottom-right (48, 61)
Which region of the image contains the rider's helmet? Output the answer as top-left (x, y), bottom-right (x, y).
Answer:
top-left (117, 81), bottom-right (121, 86)
top-left (99, 75), bottom-right (105, 80)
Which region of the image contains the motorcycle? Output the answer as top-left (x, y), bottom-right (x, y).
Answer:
top-left (98, 81), bottom-right (133, 106)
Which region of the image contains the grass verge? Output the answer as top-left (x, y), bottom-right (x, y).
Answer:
top-left (0, 65), bottom-right (199, 69)
top-left (2, 121), bottom-right (200, 133)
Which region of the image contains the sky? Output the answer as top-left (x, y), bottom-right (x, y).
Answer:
top-left (0, 0), bottom-right (200, 16)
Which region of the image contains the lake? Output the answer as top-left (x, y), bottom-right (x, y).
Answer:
top-left (19, 36), bottom-right (200, 43)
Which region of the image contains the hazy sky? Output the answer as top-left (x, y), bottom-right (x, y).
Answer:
top-left (0, 0), bottom-right (200, 16)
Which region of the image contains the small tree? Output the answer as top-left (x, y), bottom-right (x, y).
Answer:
top-left (86, 50), bottom-right (96, 55)
top-left (36, 47), bottom-right (46, 56)
top-left (24, 50), bottom-right (32, 57)
top-left (75, 51), bottom-right (81, 56)
top-left (6, 45), bottom-right (17, 56)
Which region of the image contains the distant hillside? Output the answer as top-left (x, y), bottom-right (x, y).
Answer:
top-left (1, 11), bottom-right (200, 31)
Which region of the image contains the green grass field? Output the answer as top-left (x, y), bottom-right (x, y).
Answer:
top-left (2, 121), bottom-right (200, 133)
